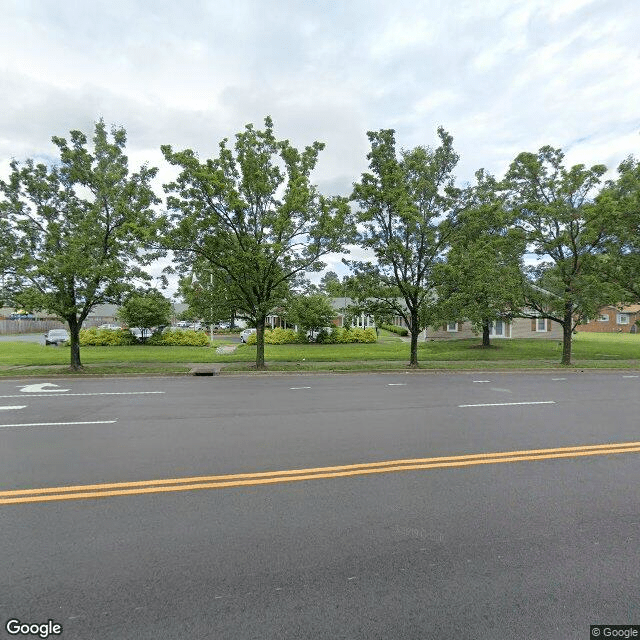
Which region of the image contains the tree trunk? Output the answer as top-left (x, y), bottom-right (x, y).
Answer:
top-left (409, 311), bottom-right (419, 368)
top-left (561, 302), bottom-right (573, 365)
top-left (482, 321), bottom-right (491, 347)
top-left (255, 317), bottom-right (266, 369)
top-left (67, 315), bottom-right (83, 370)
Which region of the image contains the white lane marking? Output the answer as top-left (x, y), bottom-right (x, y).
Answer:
top-left (473, 380), bottom-right (491, 383)
top-left (20, 383), bottom-right (69, 393)
top-left (622, 375), bottom-right (639, 378)
top-left (0, 420), bottom-right (117, 429)
top-left (0, 392), bottom-right (165, 399)
top-left (551, 378), bottom-right (566, 381)
top-left (388, 383), bottom-right (406, 386)
top-left (0, 406), bottom-right (27, 411)
top-left (459, 401), bottom-right (556, 408)
top-left (290, 387), bottom-right (311, 390)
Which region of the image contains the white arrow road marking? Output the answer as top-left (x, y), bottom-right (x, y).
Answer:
top-left (0, 420), bottom-right (117, 429)
top-left (19, 383), bottom-right (70, 393)
top-left (0, 406), bottom-right (27, 411)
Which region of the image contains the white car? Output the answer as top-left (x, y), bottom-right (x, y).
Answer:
top-left (98, 323), bottom-right (121, 330)
top-left (44, 329), bottom-right (69, 345)
top-left (128, 327), bottom-right (152, 339)
top-left (240, 328), bottom-right (256, 343)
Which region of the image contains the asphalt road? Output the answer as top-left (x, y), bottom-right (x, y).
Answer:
top-left (1, 372), bottom-right (639, 639)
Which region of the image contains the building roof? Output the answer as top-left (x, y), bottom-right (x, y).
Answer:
top-left (604, 304), bottom-right (640, 314)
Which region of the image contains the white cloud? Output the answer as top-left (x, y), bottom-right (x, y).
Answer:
top-left (2, 0), bottom-right (639, 298)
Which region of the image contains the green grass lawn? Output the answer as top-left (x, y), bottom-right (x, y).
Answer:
top-left (0, 330), bottom-right (638, 374)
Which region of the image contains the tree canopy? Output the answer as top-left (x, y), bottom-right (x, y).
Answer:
top-left (161, 116), bottom-right (353, 368)
top-left (505, 146), bottom-right (618, 364)
top-left (118, 288), bottom-right (172, 338)
top-left (351, 127), bottom-right (460, 366)
top-left (434, 170), bottom-right (525, 347)
top-left (0, 120), bottom-right (160, 369)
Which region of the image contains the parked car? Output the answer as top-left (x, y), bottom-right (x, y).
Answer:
top-left (44, 329), bottom-right (70, 345)
top-left (128, 327), bottom-right (152, 339)
top-left (98, 323), bottom-right (121, 330)
top-left (240, 328), bottom-right (257, 343)
top-left (176, 321), bottom-right (191, 328)
top-left (189, 322), bottom-right (203, 331)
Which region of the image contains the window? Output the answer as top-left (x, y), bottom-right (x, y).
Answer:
top-left (598, 314), bottom-right (609, 322)
top-left (489, 320), bottom-right (505, 337)
top-left (447, 322), bottom-right (458, 332)
top-left (617, 314), bottom-right (629, 325)
top-left (536, 318), bottom-right (547, 332)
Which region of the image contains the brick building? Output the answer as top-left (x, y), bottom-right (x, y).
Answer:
top-left (576, 304), bottom-right (640, 334)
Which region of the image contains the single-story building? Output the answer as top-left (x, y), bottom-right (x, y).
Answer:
top-left (391, 315), bottom-right (564, 340)
top-left (576, 304), bottom-right (640, 334)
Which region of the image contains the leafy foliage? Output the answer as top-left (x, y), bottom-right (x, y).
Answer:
top-left (0, 120), bottom-right (160, 369)
top-left (380, 323), bottom-right (409, 336)
top-left (596, 156), bottom-right (640, 300)
top-left (79, 327), bottom-right (137, 346)
top-left (434, 170), bottom-right (525, 346)
top-left (162, 116), bottom-right (353, 368)
top-left (351, 128), bottom-right (460, 366)
top-left (284, 292), bottom-right (336, 333)
top-left (147, 329), bottom-right (210, 346)
top-left (117, 288), bottom-right (172, 335)
top-left (505, 146), bottom-right (619, 364)
top-left (246, 328), bottom-right (299, 345)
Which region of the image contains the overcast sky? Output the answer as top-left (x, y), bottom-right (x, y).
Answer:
top-left (2, 0), bottom-right (639, 295)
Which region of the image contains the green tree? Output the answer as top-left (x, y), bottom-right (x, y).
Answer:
top-left (505, 146), bottom-right (617, 365)
top-left (319, 270), bottom-right (342, 297)
top-left (162, 117), bottom-right (353, 369)
top-left (0, 212), bottom-right (16, 306)
top-left (351, 128), bottom-right (460, 367)
top-left (178, 267), bottom-right (236, 328)
top-left (596, 156), bottom-right (640, 300)
top-left (434, 170), bottom-right (525, 347)
top-left (117, 288), bottom-right (171, 340)
top-left (284, 292), bottom-right (336, 337)
top-left (0, 120), bottom-right (160, 369)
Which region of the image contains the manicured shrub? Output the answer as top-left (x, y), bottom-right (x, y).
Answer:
top-left (246, 328), bottom-right (299, 345)
top-left (381, 323), bottom-right (409, 336)
top-left (329, 327), bottom-right (377, 343)
top-left (155, 329), bottom-right (210, 346)
top-left (79, 327), bottom-right (137, 346)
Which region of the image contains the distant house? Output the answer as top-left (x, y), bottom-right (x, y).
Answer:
top-left (576, 304), bottom-right (640, 334)
top-left (424, 317), bottom-right (563, 340)
top-left (390, 315), bottom-right (563, 340)
top-left (264, 298), bottom-right (375, 330)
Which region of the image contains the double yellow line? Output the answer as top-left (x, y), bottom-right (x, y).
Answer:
top-left (2, 440), bottom-right (640, 506)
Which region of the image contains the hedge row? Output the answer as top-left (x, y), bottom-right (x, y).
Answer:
top-left (79, 328), bottom-right (137, 346)
top-left (147, 329), bottom-right (210, 346)
top-left (380, 323), bottom-right (409, 336)
top-left (245, 328), bottom-right (298, 345)
top-left (246, 327), bottom-right (377, 345)
top-left (79, 327), bottom-right (210, 346)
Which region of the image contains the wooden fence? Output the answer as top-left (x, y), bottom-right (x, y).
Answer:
top-left (0, 319), bottom-right (66, 335)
